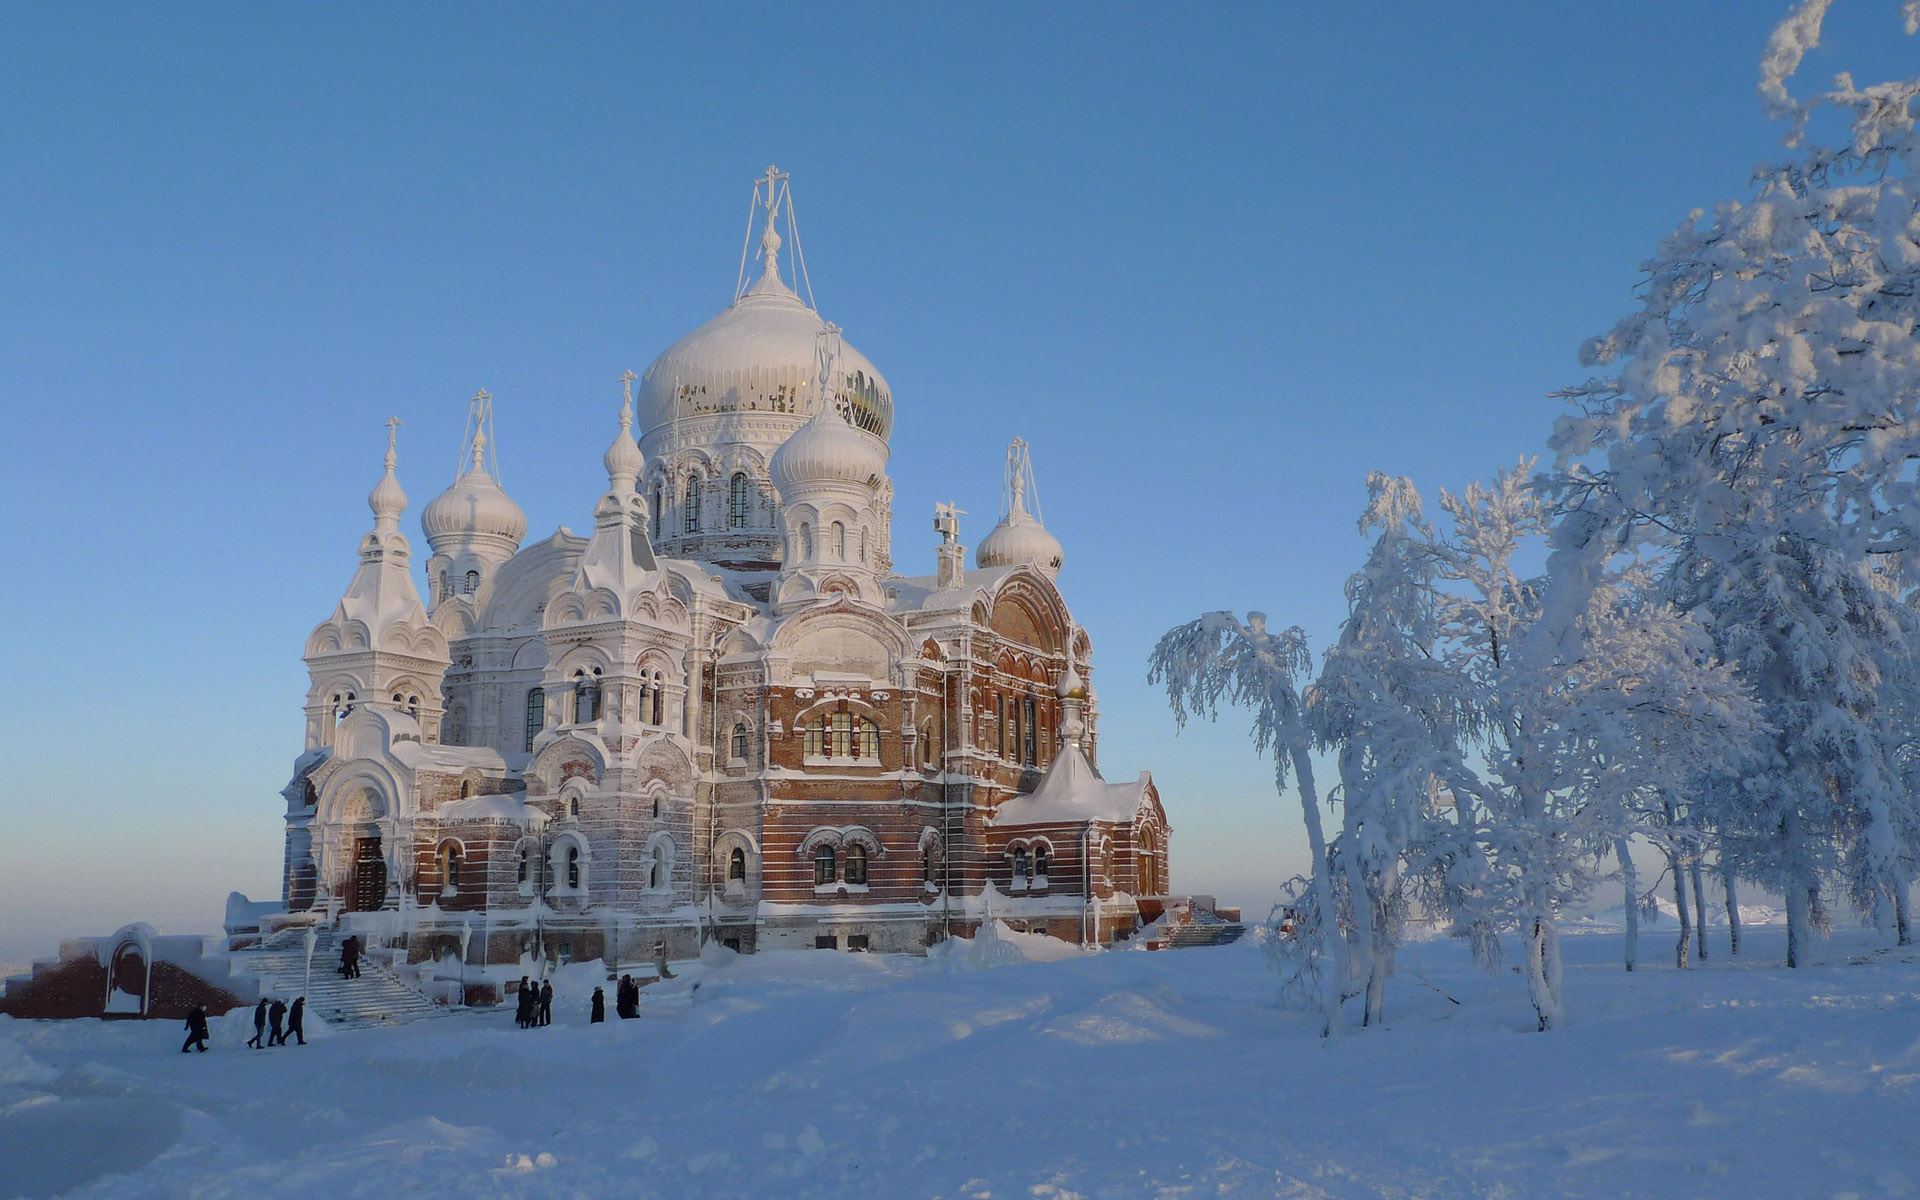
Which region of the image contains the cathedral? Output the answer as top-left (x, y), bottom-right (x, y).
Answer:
top-left (278, 170), bottom-right (1172, 969)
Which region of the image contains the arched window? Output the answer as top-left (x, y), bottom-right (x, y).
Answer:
top-left (1023, 696), bottom-right (1038, 765)
top-left (463, 570), bottom-right (479, 594)
top-left (438, 569), bottom-right (450, 600)
top-left (524, 688), bottom-right (544, 753)
top-left (440, 843), bottom-right (462, 896)
top-left (567, 796), bottom-right (580, 819)
top-left (799, 522), bottom-right (813, 559)
top-left (650, 670), bottom-right (665, 725)
top-left (921, 838), bottom-right (937, 885)
top-left (814, 843), bottom-right (837, 886)
top-left (651, 796), bottom-right (660, 819)
top-left (728, 472), bottom-right (750, 528)
top-left (1033, 845), bottom-right (1050, 883)
top-left (728, 847), bottom-right (747, 882)
top-left (731, 723), bottom-right (749, 760)
top-left (920, 722), bottom-right (937, 770)
top-left (516, 845), bottom-right (529, 887)
top-left (684, 476), bottom-right (701, 533)
top-left (1012, 846), bottom-right (1030, 886)
top-left (459, 776), bottom-right (474, 799)
top-left (832, 521), bottom-right (847, 560)
top-left (573, 670), bottom-right (600, 723)
top-left (651, 483), bottom-right (663, 539)
top-left (649, 842), bottom-right (670, 890)
top-left (846, 843), bottom-right (868, 886)
top-left (857, 718), bottom-right (880, 761)
top-left (566, 845), bottom-right (581, 890)
top-left (860, 527), bottom-right (868, 564)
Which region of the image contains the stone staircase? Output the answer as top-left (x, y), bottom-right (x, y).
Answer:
top-left (1165, 920), bottom-right (1247, 949)
top-left (227, 929), bottom-right (442, 1027)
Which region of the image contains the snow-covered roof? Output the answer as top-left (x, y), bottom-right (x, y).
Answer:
top-left (991, 743), bottom-right (1149, 827)
top-left (436, 791), bottom-right (545, 825)
top-left (883, 564), bottom-right (1022, 616)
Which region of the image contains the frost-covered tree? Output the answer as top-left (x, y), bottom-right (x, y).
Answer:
top-left (1545, 0), bottom-right (1920, 965)
top-left (1150, 612), bottom-right (1350, 1033)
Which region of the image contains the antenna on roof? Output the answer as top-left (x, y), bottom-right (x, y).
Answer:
top-left (735, 165), bottom-right (816, 310)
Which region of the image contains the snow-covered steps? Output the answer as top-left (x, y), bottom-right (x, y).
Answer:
top-left (227, 930), bottom-right (444, 1028)
top-left (1164, 922), bottom-right (1247, 949)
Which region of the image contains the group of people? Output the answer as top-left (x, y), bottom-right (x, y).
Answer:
top-left (245, 996), bottom-right (306, 1048)
top-left (514, 977), bottom-right (553, 1028)
top-left (180, 996), bottom-right (306, 1052)
top-left (337, 935), bottom-right (363, 979)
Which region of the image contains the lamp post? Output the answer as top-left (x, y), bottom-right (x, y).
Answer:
top-left (302, 927), bottom-right (318, 999)
top-left (460, 918), bottom-right (475, 1009)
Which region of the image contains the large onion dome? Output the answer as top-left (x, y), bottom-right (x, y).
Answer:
top-left (770, 402), bottom-right (889, 496)
top-left (635, 218), bottom-right (893, 441)
top-left (422, 429), bottom-right (527, 553)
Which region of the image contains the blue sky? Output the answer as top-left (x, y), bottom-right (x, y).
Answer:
top-left (0, 3), bottom-right (1907, 960)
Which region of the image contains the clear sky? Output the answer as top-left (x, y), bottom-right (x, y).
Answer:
top-left (0, 3), bottom-right (1908, 961)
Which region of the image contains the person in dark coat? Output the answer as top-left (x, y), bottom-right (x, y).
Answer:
top-left (616, 975), bottom-right (636, 1019)
top-left (538, 979), bottom-right (554, 1026)
top-left (287, 997), bottom-right (306, 1045)
top-left (267, 999), bottom-right (288, 1046)
top-left (515, 976), bottom-right (533, 1028)
top-left (590, 987), bottom-right (605, 1023)
top-left (181, 1006), bottom-right (210, 1053)
top-left (339, 938), bottom-right (353, 978)
top-left (246, 998), bottom-right (269, 1049)
top-left (343, 936), bottom-right (362, 979)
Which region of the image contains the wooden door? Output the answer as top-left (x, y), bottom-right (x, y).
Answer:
top-left (350, 836), bottom-right (386, 912)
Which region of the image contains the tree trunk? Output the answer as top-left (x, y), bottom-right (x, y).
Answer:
top-left (1688, 852), bottom-right (1710, 963)
top-left (1288, 735), bottom-right (1347, 1035)
top-left (1895, 878), bottom-right (1911, 947)
top-left (1783, 810), bottom-right (1809, 969)
top-left (1720, 857), bottom-right (1742, 957)
top-left (1618, 837), bottom-right (1638, 972)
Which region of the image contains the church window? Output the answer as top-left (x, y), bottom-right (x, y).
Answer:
top-left (651, 484), bottom-right (663, 539)
top-left (1023, 696), bottom-right (1037, 765)
top-left (856, 718), bottom-right (879, 760)
top-left (568, 796), bottom-right (580, 818)
top-left (1012, 846), bottom-right (1030, 887)
top-left (516, 846), bottom-right (529, 886)
top-left (651, 797), bottom-right (660, 819)
top-left (803, 715), bottom-right (824, 758)
top-left (1033, 845), bottom-right (1050, 883)
top-left (407, 695), bottom-right (420, 718)
top-left (860, 527), bottom-right (868, 564)
top-left (566, 845), bottom-right (581, 890)
top-left (573, 671), bottom-right (600, 723)
top-left (728, 847), bottom-right (747, 882)
top-left (649, 841), bottom-right (670, 890)
top-left (920, 722), bottom-right (937, 770)
top-left (728, 472), bottom-right (750, 528)
top-left (464, 571), bottom-right (478, 594)
top-left (459, 777), bottom-right (474, 799)
top-left (921, 838), bottom-right (937, 885)
top-left (830, 711), bottom-right (852, 758)
top-left (440, 843), bottom-right (462, 897)
top-left (845, 843), bottom-right (868, 886)
top-left (799, 522), bottom-right (813, 559)
top-left (832, 522), bottom-right (846, 560)
top-left (684, 476), bottom-right (701, 533)
top-left (731, 723), bottom-right (749, 761)
top-left (524, 689), bottom-right (545, 753)
top-left (814, 843), bottom-right (836, 886)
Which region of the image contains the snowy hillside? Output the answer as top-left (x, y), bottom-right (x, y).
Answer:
top-left (4, 928), bottom-right (1918, 1198)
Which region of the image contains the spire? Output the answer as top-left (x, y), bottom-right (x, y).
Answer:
top-left (368, 416), bottom-right (407, 533)
top-left (735, 164), bottom-right (814, 308)
top-left (1057, 624), bottom-right (1087, 749)
top-left (605, 370), bottom-right (645, 493)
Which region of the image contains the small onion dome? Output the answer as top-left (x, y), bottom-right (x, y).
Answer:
top-left (604, 409), bottom-right (644, 491)
top-left (1056, 659), bottom-right (1087, 700)
top-left (423, 433), bottom-right (527, 552)
top-left (770, 403), bottom-right (889, 496)
top-left (975, 508), bottom-right (1064, 577)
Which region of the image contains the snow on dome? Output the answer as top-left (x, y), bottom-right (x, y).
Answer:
top-left (422, 429), bottom-right (527, 552)
top-left (634, 229), bottom-right (892, 441)
top-left (975, 438), bottom-right (1063, 578)
top-left (770, 402), bottom-right (889, 496)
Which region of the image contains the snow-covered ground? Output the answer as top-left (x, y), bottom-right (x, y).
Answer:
top-left (4, 925), bottom-right (1919, 1199)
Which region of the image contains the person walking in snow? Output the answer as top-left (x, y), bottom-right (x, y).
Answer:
top-left (342, 936), bottom-right (362, 979)
top-left (590, 986), bottom-right (605, 1023)
top-left (267, 998), bottom-right (287, 1046)
top-left (616, 974), bottom-right (637, 1019)
top-left (338, 938), bottom-right (353, 978)
top-left (181, 1006), bottom-right (210, 1053)
top-left (538, 979), bottom-right (553, 1027)
top-left (246, 997), bottom-right (269, 1049)
top-left (514, 976), bottom-right (532, 1028)
top-left (287, 996), bottom-right (306, 1045)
